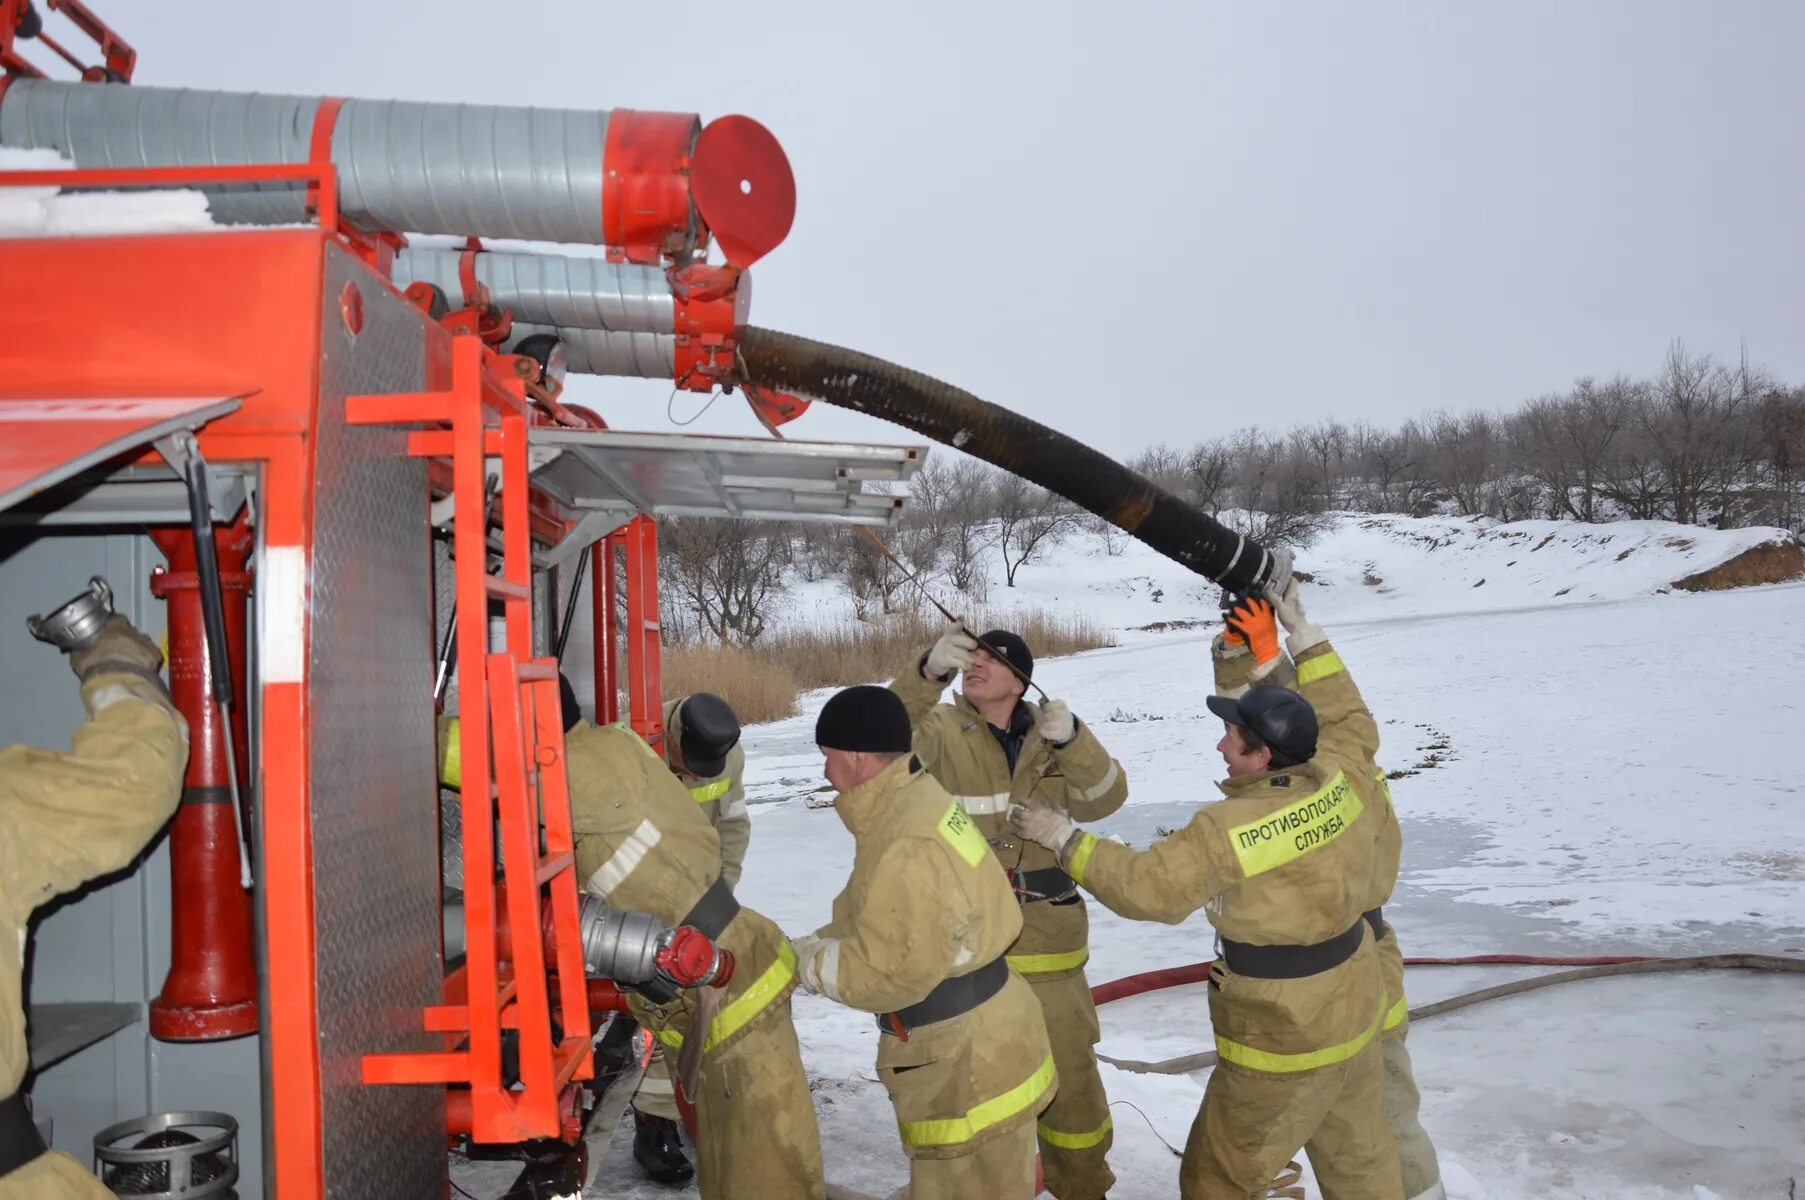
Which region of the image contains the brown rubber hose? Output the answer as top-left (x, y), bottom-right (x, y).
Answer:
top-left (736, 326), bottom-right (1280, 595)
top-left (1094, 953), bottom-right (1805, 1076)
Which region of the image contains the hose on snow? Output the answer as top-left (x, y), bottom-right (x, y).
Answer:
top-left (1089, 952), bottom-right (1805, 1076)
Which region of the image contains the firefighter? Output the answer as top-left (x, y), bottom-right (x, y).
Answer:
top-left (661, 693), bottom-right (748, 887)
top-left (1215, 594), bottom-right (1444, 1200)
top-left (629, 692), bottom-right (747, 1182)
top-left (890, 626), bottom-right (1126, 1200)
top-left (1009, 579), bottom-right (1404, 1200)
top-left (791, 685), bottom-right (1057, 1200)
top-left (2, 615), bottom-right (188, 1200)
top-left (565, 687), bottom-right (825, 1200)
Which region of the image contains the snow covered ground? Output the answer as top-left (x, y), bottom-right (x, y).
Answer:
top-left (538, 516), bottom-right (1805, 1199)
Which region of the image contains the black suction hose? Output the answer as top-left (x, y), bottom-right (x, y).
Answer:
top-left (736, 327), bottom-right (1280, 594)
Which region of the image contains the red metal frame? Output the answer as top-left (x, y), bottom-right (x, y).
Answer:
top-left (620, 515), bottom-right (664, 746)
top-left (353, 336), bottom-right (593, 1143)
top-left (147, 522), bottom-right (260, 1040)
top-left (1, 0), bottom-right (135, 80)
top-left (1, 110), bottom-right (683, 1185)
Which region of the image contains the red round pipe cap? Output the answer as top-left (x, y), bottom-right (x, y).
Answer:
top-left (691, 115), bottom-right (796, 268)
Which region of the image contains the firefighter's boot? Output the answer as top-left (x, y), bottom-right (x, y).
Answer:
top-left (633, 1111), bottom-right (694, 1184)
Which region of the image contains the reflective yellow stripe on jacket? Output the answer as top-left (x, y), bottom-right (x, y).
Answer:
top-left (898, 1053), bottom-right (1057, 1148)
top-left (1382, 991), bottom-right (1408, 1033)
top-left (1006, 947), bottom-right (1090, 975)
top-left (688, 777), bottom-right (732, 804)
top-left (1296, 650), bottom-right (1346, 686)
top-left (1038, 1114), bottom-right (1112, 1151)
top-left (1066, 832), bottom-right (1099, 886)
top-left (1215, 996), bottom-right (1386, 1074)
top-left (657, 941), bottom-right (798, 1055)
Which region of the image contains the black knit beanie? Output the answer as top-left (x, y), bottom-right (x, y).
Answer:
top-left (977, 629), bottom-right (1033, 680)
top-left (815, 685), bottom-right (912, 754)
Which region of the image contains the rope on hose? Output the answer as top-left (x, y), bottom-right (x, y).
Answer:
top-left (1092, 952), bottom-right (1804, 1076)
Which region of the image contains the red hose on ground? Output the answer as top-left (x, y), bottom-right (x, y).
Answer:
top-left (1092, 954), bottom-right (1665, 1007)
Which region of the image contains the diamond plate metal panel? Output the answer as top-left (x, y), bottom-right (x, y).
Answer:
top-left (309, 244), bottom-right (445, 1198)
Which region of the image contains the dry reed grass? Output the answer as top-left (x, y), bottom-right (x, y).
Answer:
top-left (658, 607), bottom-right (1114, 725)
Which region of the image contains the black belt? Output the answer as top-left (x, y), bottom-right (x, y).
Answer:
top-left (1364, 907), bottom-right (1384, 940)
top-left (681, 875), bottom-right (741, 941)
top-left (0, 1091), bottom-right (48, 1179)
top-left (1011, 866), bottom-right (1078, 903)
top-left (1220, 917), bottom-right (1368, 980)
top-left (878, 955), bottom-right (1010, 1037)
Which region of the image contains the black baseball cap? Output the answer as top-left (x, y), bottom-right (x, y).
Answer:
top-left (1207, 686), bottom-right (1319, 767)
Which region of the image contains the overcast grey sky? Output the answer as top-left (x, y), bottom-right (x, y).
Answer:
top-left (134, 1), bottom-right (1804, 459)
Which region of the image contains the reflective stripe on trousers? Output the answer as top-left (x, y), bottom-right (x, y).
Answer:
top-left (899, 1053), bottom-right (1057, 1148)
top-left (1215, 996), bottom-right (1386, 1074)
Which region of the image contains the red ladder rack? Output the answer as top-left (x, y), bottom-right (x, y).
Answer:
top-left (355, 335), bottom-right (593, 1143)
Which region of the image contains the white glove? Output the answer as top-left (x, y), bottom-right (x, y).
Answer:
top-left (1035, 698), bottom-right (1077, 746)
top-left (1007, 801), bottom-right (1076, 854)
top-left (1266, 576), bottom-right (1327, 655)
top-left (1265, 575), bottom-right (1306, 629)
top-left (790, 934), bottom-right (837, 998)
top-left (924, 622), bottom-right (979, 680)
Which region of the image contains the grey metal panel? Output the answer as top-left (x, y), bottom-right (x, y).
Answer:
top-left (391, 248), bottom-right (674, 334)
top-left (308, 244), bottom-right (444, 1197)
top-left (527, 428), bottom-right (923, 527)
top-left (507, 323), bottom-right (676, 379)
top-left (0, 80), bottom-right (623, 243)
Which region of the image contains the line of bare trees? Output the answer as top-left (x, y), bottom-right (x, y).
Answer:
top-left (1131, 343), bottom-right (1803, 540)
top-left (653, 342), bottom-right (1802, 643)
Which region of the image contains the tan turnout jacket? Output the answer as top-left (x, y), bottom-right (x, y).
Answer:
top-left (566, 720), bottom-right (795, 1059)
top-left (891, 662), bottom-right (1127, 978)
top-left (1214, 634), bottom-right (1410, 1036)
top-left (2, 670), bottom-right (187, 1200)
top-left (1063, 637), bottom-right (1389, 1072)
top-left (801, 756), bottom-right (1056, 1158)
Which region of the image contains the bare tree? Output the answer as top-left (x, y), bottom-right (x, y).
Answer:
top-left (1755, 387), bottom-right (1805, 530)
top-left (1220, 427), bottom-right (1333, 549)
top-left (994, 473), bottom-right (1080, 587)
top-left (1180, 438), bottom-right (1236, 513)
top-left (1426, 411), bottom-right (1496, 516)
top-left (1640, 342), bottom-right (1761, 525)
top-left (939, 459), bottom-right (997, 599)
top-left (660, 516), bottom-right (788, 642)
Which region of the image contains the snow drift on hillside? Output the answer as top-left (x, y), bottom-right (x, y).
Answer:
top-left (0, 146), bottom-right (218, 238)
top-left (767, 512), bottom-right (1798, 641)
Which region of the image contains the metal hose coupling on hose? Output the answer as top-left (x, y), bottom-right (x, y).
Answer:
top-left (577, 896), bottom-right (735, 990)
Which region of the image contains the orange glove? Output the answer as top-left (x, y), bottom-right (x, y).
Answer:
top-left (1225, 595), bottom-right (1280, 666)
top-left (1219, 589), bottom-right (1245, 646)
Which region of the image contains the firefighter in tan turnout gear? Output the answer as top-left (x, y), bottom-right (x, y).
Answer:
top-left (1010, 579), bottom-right (1404, 1200)
top-left (626, 692), bottom-right (750, 1181)
top-left (564, 682), bottom-right (826, 1199)
top-left (1215, 593), bottom-right (1443, 1200)
top-left (891, 626), bottom-right (1127, 1200)
top-left (792, 685), bottom-right (1057, 1200)
top-left (2, 613), bottom-right (188, 1200)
